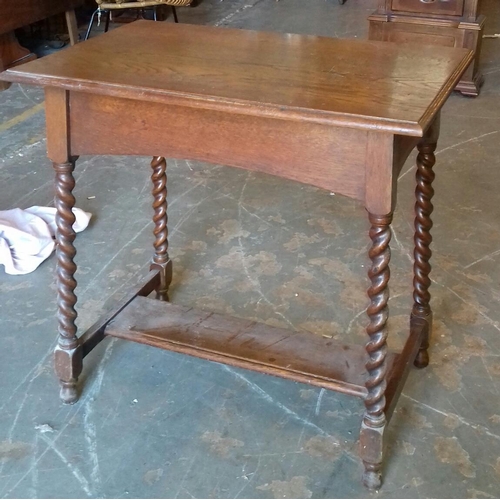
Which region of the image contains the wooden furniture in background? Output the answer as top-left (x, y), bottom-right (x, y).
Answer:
top-left (0, 21), bottom-right (472, 489)
top-left (368, 0), bottom-right (484, 96)
top-left (85, 0), bottom-right (192, 40)
top-left (0, 0), bottom-right (82, 91)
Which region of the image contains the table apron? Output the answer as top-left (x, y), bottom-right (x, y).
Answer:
top-left (68, 91), bottom-right (373, 201)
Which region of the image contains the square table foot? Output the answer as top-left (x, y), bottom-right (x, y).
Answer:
top-left (362, 466), bottom-right (382, 490)
top-left (360, 418), bottom-right (385, 489)
top-left (54, 344), bottom-right (82, 404)
top-left (411, 312), bottom-right (432, 369)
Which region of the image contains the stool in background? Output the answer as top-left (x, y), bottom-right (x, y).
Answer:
top-left (85, 0), bottom-right (192, 40)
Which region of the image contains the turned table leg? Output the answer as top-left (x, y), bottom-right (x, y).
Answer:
top-left (53, 159), bottom-right (82, 404)
top-left (412, 132), bottom-right (438, 368)
top-left (150, 156), bottom-right (172, 301)
top-left (360, 212), bottom-right (392, 489)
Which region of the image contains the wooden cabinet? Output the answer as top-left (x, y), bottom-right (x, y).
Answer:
top-left (368, 0), bottom-right (484, 96)
top-left (391, 0), bottom-right (465, 17)
top-left (0, 0), bottom-right (82, 90)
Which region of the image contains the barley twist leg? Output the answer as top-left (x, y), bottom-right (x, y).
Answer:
top-left (412, 141), bottom-right (436, 368)
top-left (360, 212), bottom-right (392, 490)
top-left (150, 156), bottom-right (172, 301)
top-left (53, 160), bottom-right (82, 404)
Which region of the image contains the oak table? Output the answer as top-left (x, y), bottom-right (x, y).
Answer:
top-left (0, 21), bottom-right (473, 489)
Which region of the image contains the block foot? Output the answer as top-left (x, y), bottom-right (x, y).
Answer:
top-left (414, 348), bottom-right (429, 369)
top-left (362, 466), bottom-right (382, 490)
top-left (60, 380), bottom-right (79, 404)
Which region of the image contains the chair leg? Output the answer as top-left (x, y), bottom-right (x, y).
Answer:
top-left (65, 10), bottom-right (79, 45)
top-left (104, 10), bottom-right (111, 33)
top-left (172, 6), bottom-right (179, 23)
top-left (84, 9), bottom-right (99, 41)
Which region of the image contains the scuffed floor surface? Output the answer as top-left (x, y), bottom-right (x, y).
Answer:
top-left (1, 0), bottom-right (500, 497)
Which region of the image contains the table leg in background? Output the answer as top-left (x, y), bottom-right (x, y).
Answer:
top-left (413, 116), bottom-right (439, 368)
top-left (150, 156), bottom-right (172, 302)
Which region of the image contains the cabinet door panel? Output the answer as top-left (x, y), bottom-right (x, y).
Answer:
top-left (392, 0), bottom-right (465, 16)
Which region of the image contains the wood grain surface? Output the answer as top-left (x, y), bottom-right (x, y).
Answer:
top-left (0, 21), bottom-right (473, 136)
top-left (105, 295), bottom-right (400, 398)
top-left (68, 92), bottom-right (368, 200)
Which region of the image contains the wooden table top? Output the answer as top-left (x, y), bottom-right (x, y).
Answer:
top-left (0, 21), bottom-right (472, 136)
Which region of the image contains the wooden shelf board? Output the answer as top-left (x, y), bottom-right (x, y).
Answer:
top-left (105, 295), bottom-right (400, 398)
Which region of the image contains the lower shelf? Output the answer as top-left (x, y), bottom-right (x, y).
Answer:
top-left (105, 295), bottom-right (399, 398)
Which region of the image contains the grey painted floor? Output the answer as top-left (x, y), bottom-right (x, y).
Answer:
top-left (1, 0), bottom-right (500, 498)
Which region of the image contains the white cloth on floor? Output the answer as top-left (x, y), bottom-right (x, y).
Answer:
top-left (0, 206), bottom-right (91, 276)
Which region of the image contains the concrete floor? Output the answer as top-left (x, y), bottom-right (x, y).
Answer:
top-left (1, 0), bottom-right (500, 497)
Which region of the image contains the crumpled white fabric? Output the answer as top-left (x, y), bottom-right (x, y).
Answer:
top-left (0, 206), bottom-right (91, 275)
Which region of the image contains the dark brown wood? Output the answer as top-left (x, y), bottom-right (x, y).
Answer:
top-left (53, 158), bottom-right (81, 405)
top-left (105, 295), bottom-right (399, 397)
top-left (65, 9), bottom-right (79, 46)
top-left (150, 156), bottom-right (172, 301)
top-left (0, 32), bottom-right (36, 90)
top-left (413, 114), bottom-right (439, 368)
top-left (80, 270), bottom-right (160, 357)
top-left (360, 212), bottom-right (392, 490)
top-left (368, 0), bottom-right (484, 96)
top-left (0, 0), bottom-right (82, 34)
top-left (0, 22), bottom-right (471, 489)
top-left (392, 0), bottom-right (465, 17)
top-left (454, 18), bottom-right (484, 96)
top-left (45, 86), bottom-right (82, 404)
top-left (0, 1), bottom-right (82, 86)
top-left (371, 0), bottom-right (481, 25)
top-left (0, 32), bottom-right (34, 63)
top-left (394, 135), bottom-right (420, 177)
top-left (385, 316), bottom-right (425, 421)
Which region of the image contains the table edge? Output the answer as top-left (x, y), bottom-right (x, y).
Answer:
top-left (0, 47), bottom-right (474, 138)
top-left (419, 48), bottom-right (475, 136)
